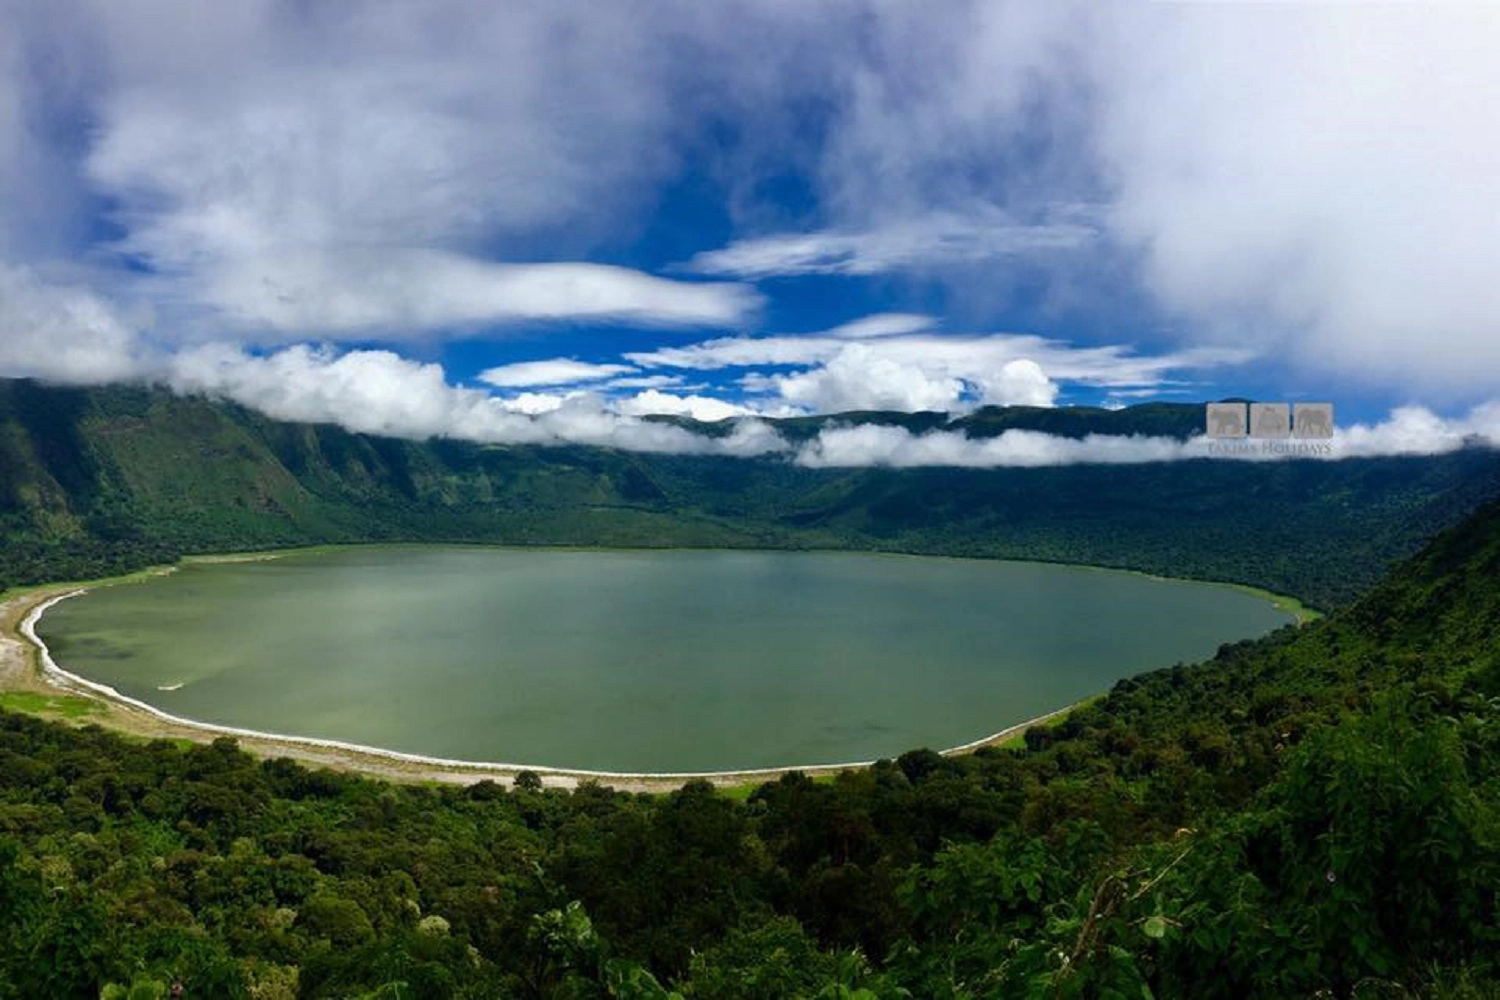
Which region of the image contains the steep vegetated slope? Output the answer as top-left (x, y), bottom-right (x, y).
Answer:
top-left (1, 491), bottom-right (1498, 997)
top-left (4, 378), bottom-right (1500, 608)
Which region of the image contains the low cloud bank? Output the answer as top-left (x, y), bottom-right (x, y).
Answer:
top-left (163, 344), bottom-right (786, 458)
top-left (795, 405), bottom-right (1500, 468)
top-left (1337, 404), bottom-right (1500, 457)
top-left (797, 426), bottom-right (1191, 468)
top-left (164, 344), bottom-right (1500, 468)
top-left (6, 324), bottom-right (1495, 467)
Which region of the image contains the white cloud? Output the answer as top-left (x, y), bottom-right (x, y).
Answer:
top-left (984, 359), bottom-right (1058, 408)
top-left (625, 334), bottom-right (836, 371)
top-left (1106, 388), bottom-right (1191, 401)
top-left (613, 389), bottom-right (753, 423)
top-left (1100, 387), bottom-right (1194, 409)
top-left (627, 326), bottom-right (1245, 386)
top-left (602, 374), bottom-right (690, 391)
top-left (1089, 4), bottom-right (1500, 395)
top-left (747, 2), bottom-right (1498, 396)
top-left (531, 397), bottom-right (786, 457)
top-left (161, 341), bottom-right (791, 457)
top-left (826, 313), bottom-right (937, 340)
top-left (62, 1), bottom-right (763, 341)
top-left (796, 404), bottom-right (1500, 469)
top-left (0, 264), bottom-right (148, 383)
top-left (493, 391), bottom-right (582, 416)
top-left (760, 347), bottom-right (1086, 417)
top-left (167, 343), bottom-right (538, 442)
top-left (627, 324), bottom-right (1239, 414)
top-left (715, 419), bottom-right (791, 457)
top-left (1337, 403), bottom-right (1500, 458)
top-left (686, 210), bottom-right (1095, 278)
top-left (480, 358), bottom-right (637, 389)
top-left (798, 426), bottom-right (1190, 469)
top-left (144, 249), bottom-right (759, 338)
top-left (774, 343), bottom-right (969, 413)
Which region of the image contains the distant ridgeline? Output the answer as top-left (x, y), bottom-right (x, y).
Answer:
top-left (4, 377), bottom-right (1500, 609)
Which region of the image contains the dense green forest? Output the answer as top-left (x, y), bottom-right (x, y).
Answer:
top-left (3, 493), bottom-right (1499, 995)
top-left (5, 378), bottom-right (1500, 609)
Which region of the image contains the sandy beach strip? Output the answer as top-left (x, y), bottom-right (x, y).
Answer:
top-left (1, 581), bottom-right (1083, 792)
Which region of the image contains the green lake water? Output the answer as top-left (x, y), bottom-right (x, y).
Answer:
top-left (36, 547), bottom-right (1293, 772)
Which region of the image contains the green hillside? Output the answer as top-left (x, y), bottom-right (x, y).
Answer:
top-left (3, 485), bottom-right (1499, 997)
top-left (5, 378), bottom-right (1500, 609)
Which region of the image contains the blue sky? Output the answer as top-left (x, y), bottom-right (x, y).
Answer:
top-left (2, 1), bottom-right (1498, 464)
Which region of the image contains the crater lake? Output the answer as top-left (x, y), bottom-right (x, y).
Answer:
top-left (35, 547), bottom-right (1294, 772)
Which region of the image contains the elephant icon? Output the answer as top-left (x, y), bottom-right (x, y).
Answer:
top-left (1206, 403), bottom-right (1246, 438)
top-left (1294, 404), bottom-right (1334, 439)
top-left (1251, 403), bottom-right (1290, 438)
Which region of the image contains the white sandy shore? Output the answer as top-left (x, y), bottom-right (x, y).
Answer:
top-left (9, 585), bottom-right (1080, 790)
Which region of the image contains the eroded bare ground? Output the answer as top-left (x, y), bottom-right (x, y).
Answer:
top-left (0, 584), bottom-right (1061, 794)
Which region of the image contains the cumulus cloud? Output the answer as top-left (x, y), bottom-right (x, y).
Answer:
top-left (985, 360), bottom-right (1058, 408)
top-left (493, 392), bottom-right (583, 416)
top-left (774, 344), bottom-right (970, 413)
top-left (167, 344), bottom-right (537, 442)
top-left (479, 358), bottom-right (638, 389)
top-left (627, 323), bottom-right (1238, 413)
top-left (613, 389), bottom-right (753, 423)
top-left (162, 343), bottom-right (788, 457)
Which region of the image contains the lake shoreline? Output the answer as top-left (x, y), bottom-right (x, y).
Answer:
top-left (0, 544), bottom-right (1307, 790)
